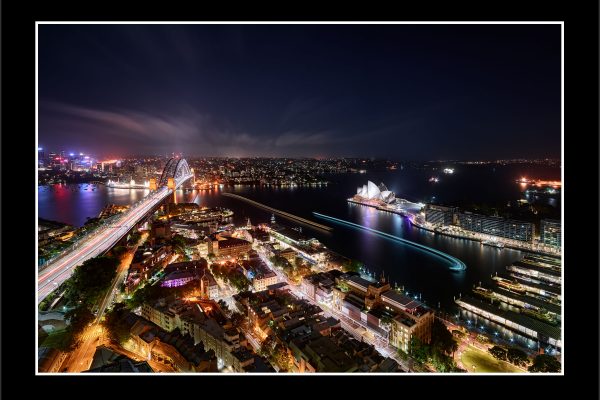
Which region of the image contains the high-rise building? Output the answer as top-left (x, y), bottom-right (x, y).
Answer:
top-left (540, 219), bottom-right (561, 249)
top-left (424, 205), bottom-right (457, 226)
top-left (38, 147), bottom-right (45, 167)
top-left (48, 152), bottom-right (65, 169)
top-left (457, 212), bottom-right (534, 242)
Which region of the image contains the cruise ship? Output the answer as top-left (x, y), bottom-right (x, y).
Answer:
top-left (106, 179), bottom-right (150, 189)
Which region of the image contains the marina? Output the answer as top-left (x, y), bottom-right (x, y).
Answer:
top-left (456, 253), bottom-right (562, 354)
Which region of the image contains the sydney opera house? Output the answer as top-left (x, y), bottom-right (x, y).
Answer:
top-left (355, 181), bottom-right (396, 204)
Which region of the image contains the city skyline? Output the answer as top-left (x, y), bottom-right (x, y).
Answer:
top-left (35, 22), bottom-right (564, 375)
top-left (37, 146), bottom-right (561, 163)
top-left (39, 23), bottom-right (561, 160)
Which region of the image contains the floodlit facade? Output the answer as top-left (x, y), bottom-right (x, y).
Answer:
top-left (540, 219), bottom-right (561, 249)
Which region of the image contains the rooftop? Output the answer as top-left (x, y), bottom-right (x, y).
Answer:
top-left (163, 260), bottom-right (208, 274)
top-left (86, 358), bottom-right (154, 373)
top-left (508, 275), bottom-right (561, 295)
top-left (272, 227), bottom-right (310, 243)
top-left (266, 282), bottom-right (289, 291)
top-left (346, 275), bottom-right (373, 291)
top-left (490, 286), bottom-right (561, 315)
top-left (394, 314), bottom-right (416, 328)
top-left (217, 236), bottom-right (251, 249)
top-left (523, 254), bottom-right (561, 267)
top-left (303, 335), bottom-right (358, 372)
top-left (381, 290), bottom-right (424, 310)
top-left (510, 261), bottom-right (562, 277)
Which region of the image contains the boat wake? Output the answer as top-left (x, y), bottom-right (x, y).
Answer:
top-left (313, 212), bottom-right (466, 271)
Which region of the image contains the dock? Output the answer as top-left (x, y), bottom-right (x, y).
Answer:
top-left (221, 192), bottom-right (332, 232)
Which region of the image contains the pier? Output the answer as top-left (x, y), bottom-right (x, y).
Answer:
top-left (221, 192), bottom-right (332, 232)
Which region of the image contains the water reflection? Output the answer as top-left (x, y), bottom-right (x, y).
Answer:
top-left (39, 168), bottom-right (539, 310)
top-left (38, 184), bottom-right (150, 227)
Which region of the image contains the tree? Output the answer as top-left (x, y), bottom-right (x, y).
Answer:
top-left (528, 354), bottom-right (561, 372)
top-left (431, 319), bottom-right (458, 356)
top-left (128, 232), bottom-right (141, 245)
top-left (431, 351), bottom-right (456, 372)
top-left (112, 246), bottom-right (128, 259)
top-left (380, 315), bottom-right (393, 332)
top-left (343, 259), bottom-right (363, 273)
top-left (218, 299), bottom-right (230, 313)
top-left (65, 256), bottom-right (119, 307)
top-left (64, 305), bottom-right (95, 349)
top-left (230, 312), bottom-right (245, 327)
top-left (410, 337), bottom-right (430, 364)
top-left (103, 303), bottom-right (131, 344)
top-left (228, 272), bottom-right (250, 292)
top-left (170, 234), bottom-right (187, 255)
top-left (507, 347), bottom-right (529, 367)
top-left (269, 255), bottom-right (290, 270)
top-left (260, 335), bottom-right (276, 357)
top-left (274, 344), bottom-right (293, 371)
top-left (397, 349), bottom-right (409, 361)
top-left (489, 346), bottom-right (508, 361)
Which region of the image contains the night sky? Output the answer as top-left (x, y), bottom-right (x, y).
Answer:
top-left (38, 24), bottom-right (561, 160)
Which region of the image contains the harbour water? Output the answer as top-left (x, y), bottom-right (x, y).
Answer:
top-left (37, 164), bottom-right (560, 311)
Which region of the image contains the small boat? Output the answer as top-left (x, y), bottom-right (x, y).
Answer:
top-left (482, 240), bottom-right (504, 249)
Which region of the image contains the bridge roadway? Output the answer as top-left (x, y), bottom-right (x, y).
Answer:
top-left (38, 175), bottom-right (192, 304)
top-left (220, 192), bottom-right (332, 231)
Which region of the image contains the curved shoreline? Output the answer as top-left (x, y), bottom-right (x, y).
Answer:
top-left (313, 212), bottom-right (467, 271)
top-left (348, 198), bottom-right (559, 258)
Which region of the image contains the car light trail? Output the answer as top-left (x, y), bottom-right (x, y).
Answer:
top-left (313, 212), bottom-right (467, 271)
top-left (38, 173), bottom-right (193, 304)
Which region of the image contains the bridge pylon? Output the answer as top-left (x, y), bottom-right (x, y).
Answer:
top-left (149, 178), bottom-right (157, 191)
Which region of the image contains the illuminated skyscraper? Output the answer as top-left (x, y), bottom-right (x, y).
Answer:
top-left (540, 219), bottom-right (561, 249)
top-left (38, 147), bottom-right (45, 167)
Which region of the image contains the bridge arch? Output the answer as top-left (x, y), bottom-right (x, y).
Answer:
top-left (158, 158), bottom-right (192, 187)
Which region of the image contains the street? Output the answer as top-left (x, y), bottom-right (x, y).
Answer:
top-left (38, 188), bottom-right (172, 302)
top-left (58, 237), bottom-right (144, 372)
top-left (61, 325), bottom-right (104, 372)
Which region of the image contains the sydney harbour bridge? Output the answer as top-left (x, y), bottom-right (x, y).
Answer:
top-left (38, 158), bottom-right (194, 304)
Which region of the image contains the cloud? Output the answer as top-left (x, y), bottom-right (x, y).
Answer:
top-left (39, 101), bottom-right (260, 156)
top-left (274, 130), bottom-right (340, 147)
top-left (39, 101), bottom-right (366, 157)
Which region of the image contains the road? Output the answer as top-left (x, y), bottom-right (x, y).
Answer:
top-left (38, 188), bottom-right (169, 303)
top-left (38, 174), bottom-right (192, 304)
top-left (101, 341), bottom-right (176, 372)
top-left (59, 242), bottom-right (143, 372)
top-left (61, 325), bottom-right (104, 372)
top-left (208, 266), bottom-right (242, 314)
top-left (94, 235), bottom-right (147, 323)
